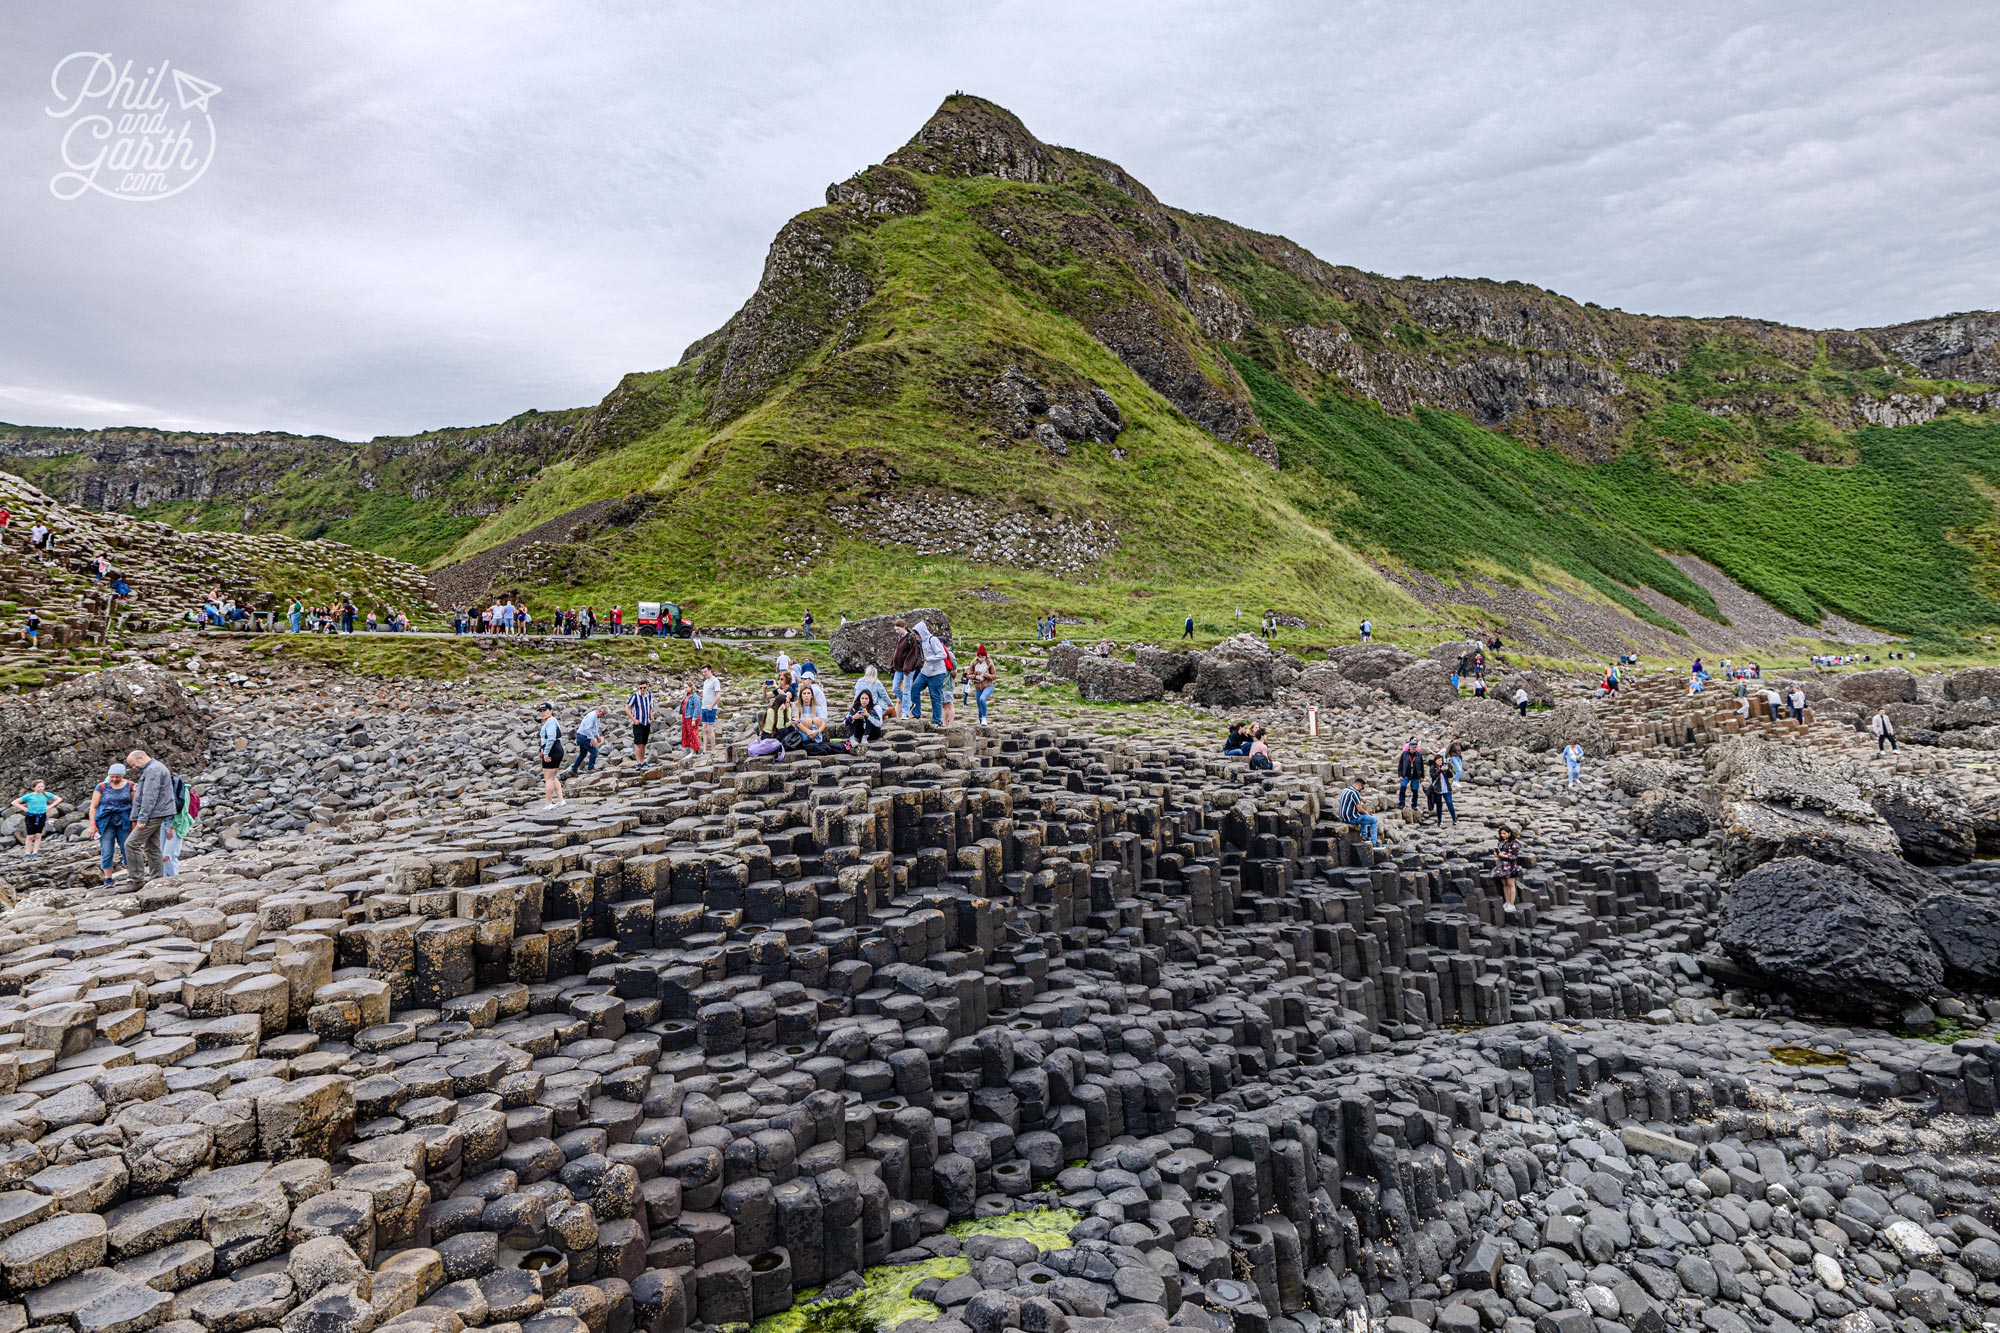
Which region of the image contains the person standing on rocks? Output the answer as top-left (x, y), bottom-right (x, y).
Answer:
top-left (1396, 740), bottom-right (1425, 810)
top-left (536, 703), bottom-right (566, 806)
top-left (1425, 751), bottom-right (1456, 826)
top-left (1337, 776), bottom-right (1380, 847)
top-left (678, 680), bottom-right (704, 757)
top-left (570, 706), bottom-right (602, 775)
top-left (699, 665), bottom-right (722, 753)
top-left (11, 782), bottom-right (61, 857)
top-left (908, 620), bottom-right (952, 724)
top-left (124, 749), bottom-right (177, 887)
top-left (1872, 706), bottom-right (1898, 753)
top-left (1494, 825), bottom-right (1523, 913)
top-left (1447, 737), bottom-right (1466, 782)
top-left (1513, 685), bottom-right (1531, 717)
top-left (627, 679), bottom-right (654, 764)
top-left (1561, 740), bottom-right (1584, 789)
top-left (86, 764), bottom-right (133, 889)
top-left (889, 620), bottom-right (922, 717)
top-left (1787, 684), bottom-right (1807, 724)
top-left (970, 645), bottom-right (997, 724)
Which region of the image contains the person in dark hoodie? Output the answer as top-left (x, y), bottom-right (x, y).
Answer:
top-left (889, 620), bottom-right (923, 716)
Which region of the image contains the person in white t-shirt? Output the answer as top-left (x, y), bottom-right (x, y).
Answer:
top-left (699, 666), bottom-right (722, 752)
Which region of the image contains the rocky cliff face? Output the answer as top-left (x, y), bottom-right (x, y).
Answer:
top-left (0, 410), bottom-right (589, 519)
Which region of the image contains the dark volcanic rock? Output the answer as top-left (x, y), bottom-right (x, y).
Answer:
top-left (1630, 791), bottom-right (1711, 843)
top-left (0, 664), bottom-right (203, 799)
top-left (1075, 657), bottom-right (1164, 704)
top-left (1132, 647), bottom-right (1192, 692)
top-left (1916, 891), bottom-right (2000, 988)
top-left (1719, 857), bottom-right (1944, 1018)
top-left (1191, 656), bottom-right (1271, 708)
top-left (1872, 783), bottom-right (1978, 866)
top-left (828, 610), bottom-right (951, 674)
top-left (1385, 662), bottom-right (1459, 714)
top-left (1825, 669), bottom-right (1917, 709)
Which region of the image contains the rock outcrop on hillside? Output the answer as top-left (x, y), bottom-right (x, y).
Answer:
top-left (0, 663), bottom-right (203, 803)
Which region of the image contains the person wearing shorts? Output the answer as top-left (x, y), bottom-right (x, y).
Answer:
top-left (628, 681), bottom-right (654, 763)
top-left (537, 703), bottom-right (566, 807)
top-left (11, 782), bottom-right (60, 856)
top-left (699, 666), bottom-right (721, 753)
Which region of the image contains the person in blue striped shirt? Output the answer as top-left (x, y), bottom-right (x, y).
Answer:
top-left (1337, 776), bottom-right (1379, 846)
top-left (626, 681), bottom-right (654, 764)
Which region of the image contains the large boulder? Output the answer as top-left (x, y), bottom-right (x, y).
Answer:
top-left (1189, 635), bottom-right (1285, 708)
top-left (828, 609), bottom-right (950, 673)
top-left (0, 664), bottom-right (204, 802)
top-left (1915, 891), bottom-right (2000, 988)
top-left (1385, 662), bottom-right (1459, 714)
top-left (1607, 758), bottom-right (1677, 798)
top-left (1824, 668), bottom-right (1917, 709)
top-left (1706, 737), bottom-right (1901, 876)
top-left (1944, 667), bottom-right (2000, 703)
top-left (1133, 648), bottom-right (1192, 692)
top-left (1191, 656), bottom-right (1272, 708)
top-left (1045, 643), bottom-right (1085, 681)
top-left (1294, 664), bottom-right (1381, 711)
top-left (1075, 657), bottom-right (1163, 704)
top-left (1630, 791), bottom-right (1711, 843)
top-left (1328, 644), bottom-right (1417, 684)
top-left (1438, 699), bottom-right (1527, 750)
top-left (1871, 779), bottom-right (1977, 866)
top-left (1719, 857), bottom-right (1944, 1020)
top-left (1521, 702), bottom-right (1606, 756)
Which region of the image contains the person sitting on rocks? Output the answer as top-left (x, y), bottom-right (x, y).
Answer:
top-left (848, 669), bottom-right (887, 744)
top-left (1223, 723), bottom-right (1251, 756)
top-left (1337, 776), bottom-right (1379, 847)
top-left (749, 685), bottom-right (792, 758)
top-left (1247, 725), bottom-right (1276, 771)
top-left (795, 673), bottom-right (828, 743)
top-left (1494, 826), bottom-right (1523, 913)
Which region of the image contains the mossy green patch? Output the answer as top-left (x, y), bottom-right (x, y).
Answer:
top-left (750, 1209), bottom-right (1078, 1333)
top-left (947, 1206), bottom-right (1080, 1250)
top-left (1768, 1045), bottom-right (1848, 1067)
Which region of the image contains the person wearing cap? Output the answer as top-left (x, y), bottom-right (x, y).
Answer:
top-left (536, 703), bottom-right (566, 807)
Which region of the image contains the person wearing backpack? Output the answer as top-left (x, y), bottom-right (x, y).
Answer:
top-left (124, 749), bottom-right (177, 888)
top-left (161, 774), bottom-right (199, 875)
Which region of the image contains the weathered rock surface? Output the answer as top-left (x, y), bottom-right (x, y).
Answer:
top-left (827, 609), bottom-right (951, 673)
top-left (1917, 890), bottom-right (2000, 987)
top-left (0, 663), bottom-right (203, 800)
top-left (1074, 656), bottom-right (1163, 704)
top-left (1720, 857), bottom-right (1944, 1018)
top-left (1630, 790), bottom-right (1711, 843)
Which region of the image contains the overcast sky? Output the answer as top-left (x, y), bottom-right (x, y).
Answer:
top-left (1, 2), bottom-right (1994, 440)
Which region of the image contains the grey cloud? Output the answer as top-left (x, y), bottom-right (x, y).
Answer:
top-left (0, 0), bottom-right (1994, 440)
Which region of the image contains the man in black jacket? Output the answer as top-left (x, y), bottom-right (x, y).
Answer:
top-left (1396, 741), bottom-right (1425, 810)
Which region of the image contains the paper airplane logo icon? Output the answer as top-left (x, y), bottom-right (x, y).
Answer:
top-left (172, 68), bottom-right (220, 112)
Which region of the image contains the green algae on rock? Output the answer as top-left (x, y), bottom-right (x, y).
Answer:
top-left (750, 1209), bottom-right (1080, 1333)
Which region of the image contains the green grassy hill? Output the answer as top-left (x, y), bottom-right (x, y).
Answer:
top-left (9, 95), bottom-right (2000, 653)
